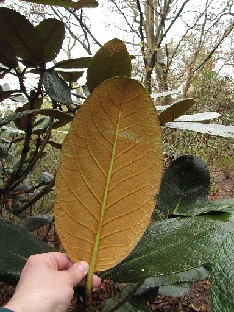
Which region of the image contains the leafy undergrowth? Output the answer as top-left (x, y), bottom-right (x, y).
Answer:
top-left (0, 169), bottom-right (233, 311)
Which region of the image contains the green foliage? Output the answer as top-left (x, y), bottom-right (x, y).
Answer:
top-left (211, 232), bottom-right (234, 312)
top-left (0, 219), bottom-right (53, 285)
top-left (0, 5), bottom-right (233, 312)
top-left (104, 212), bottom-right (234, 283)
top-left (154, 155), bottom-right (210, 216)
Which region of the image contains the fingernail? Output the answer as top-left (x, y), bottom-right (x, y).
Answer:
top-left (76, 261), bottom-right (89, 274)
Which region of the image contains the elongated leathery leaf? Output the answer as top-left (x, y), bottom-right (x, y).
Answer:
top-left (87, 38), bottom-right (132, 93)
top-left (0, 219), bottom-right (53, 285)
top-left (211, 232), bottom-right (234, 312)
top-left (0, 37), bottom-right (18, 68)
top-left (0, 8), bottom-right (43, 65)
top-left (43, 70), bottom-right (72, 103)
top-left (21, 0), bottom-right (98, 9)
top-left (154, 155), bottom-right (210, 216)
top-left (36, 18), bottom-right (65, 62)
top-left (158, 98), bottom-right (195, 125)
top-left (55, 77), bottom-right (163, 276)
top-left (104, 214), bottom-right (234, 283)
top-left (54, 57), bottom-right (92, 69)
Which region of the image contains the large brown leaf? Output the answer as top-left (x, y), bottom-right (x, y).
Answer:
top-left (54, 77), bottom-right (163, 272)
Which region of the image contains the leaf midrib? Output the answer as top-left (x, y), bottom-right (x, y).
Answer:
top-left (87, 109), bottom-right (121, 281)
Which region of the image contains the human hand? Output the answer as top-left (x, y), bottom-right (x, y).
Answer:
top-left (4, 252), bottom-right (101, 312)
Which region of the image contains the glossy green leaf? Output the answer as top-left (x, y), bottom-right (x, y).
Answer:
top-left (101, 284), bottom-right (151, 312)
top-left (43, 70), bottom-right (72, 103)
top-left (136, 266), bottom-right (209, 297)
top-left (87, 38), bottom-right (132, 92)
top-left (0, 8), bottom-right (43, 65)
top-left (159, 283), bottom-right (190, 297)
top-left (154, 155), bottom-right (210, 216)
top-left (211, 232), bottom-right (234, 312)
top-left (0, 36), bottom-right (18, 68)
top-left (19, 215), bottom-right (53, 232)
top-left (173, 198), bottom-right (234, 217)
top-left (158, 98), bottom-right (195, 125)
top-left (104, 214), bottom-right (234, 283)
top-left (165, 122), bottom-right (234, 138)
top-left (36, 18), bottom-right (65, 62)
top-left (0, 219), bottom-right (53, 285)
top-left (53, 57), bottom-right (92, 69)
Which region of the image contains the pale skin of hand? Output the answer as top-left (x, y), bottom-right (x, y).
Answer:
top-left (4, 252), bottom-right (101, 312)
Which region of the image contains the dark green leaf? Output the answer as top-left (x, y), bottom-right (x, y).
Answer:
top-left (0, 88), bottom-right (14, 102)
top-left (0, 109), bottom-right (39, 128)
top-left (57, 71), bottom-right (84, 83)
top-left (159, 99), bottom-right (195, 125)
top-left (0, 8), bottom-right (43, 65)
top-left (39, 109), bottom-right (73, 122)
top-left (0, 219), bottom-right (53, 285)
top-left (211, 232), bottom-right (234, 312)
top-left (36, 18), bottom-right (65, 62)
top-left (136, 266), bottom-right (209, 297)
top-left (0, 36), bottom-right (18, 68)
top-left (104, 214), bottom-right (234, 283)
top-left (54, 57), bottom-right (92, 69)
top-left (159, 283), bottom-right (190, 297)
top-left (19, 215), bottom-right (53, 232)
top-left (43, 70), bottom-right (72, 103)
top-left (0, 108), bottom-right (73, 128)
top-left (101, 284), bottom-right (151, 312)
top-left (32, 115), bottom-right (51, 134)
top-left (165, 122), bottom-right (234, 139)
top-left (20, 0), bottom-right (97, 8)
top-left (173, 198), bottom-right (234, 217)
top-left (0, 145), bottom-right (9, 158)
top-left (154, 155), bottom-right (210, 216)
top-left (14, 98), bottom-right (43, 130)
top-left (87, 38), bottom-right (132, 92)
top-left (48, 140), bottom-right (62, 149)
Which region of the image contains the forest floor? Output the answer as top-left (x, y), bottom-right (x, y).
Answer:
top-left (0, 169), bottom-right (233, 311)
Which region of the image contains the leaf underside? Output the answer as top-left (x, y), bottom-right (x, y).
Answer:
top-left (55, 77), bottom-right (163, 272)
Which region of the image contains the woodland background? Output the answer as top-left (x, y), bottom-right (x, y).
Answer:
top-left (0, 0), bottom-right (233, 311)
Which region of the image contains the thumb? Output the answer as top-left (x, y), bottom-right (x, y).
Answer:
top-left (68, 261), bottom-right (89, 287)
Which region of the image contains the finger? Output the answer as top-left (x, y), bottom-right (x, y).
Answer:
top-left (67, 261), bottom-right (89, 287)
top-left (92, 275), bottom-right (102, 288)
top-left (77, 274), bottom-right (102, 288)
top-left (47, 252), bottom-right (74, 270)
top-left (25, 253), bottom-right (73, 271)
